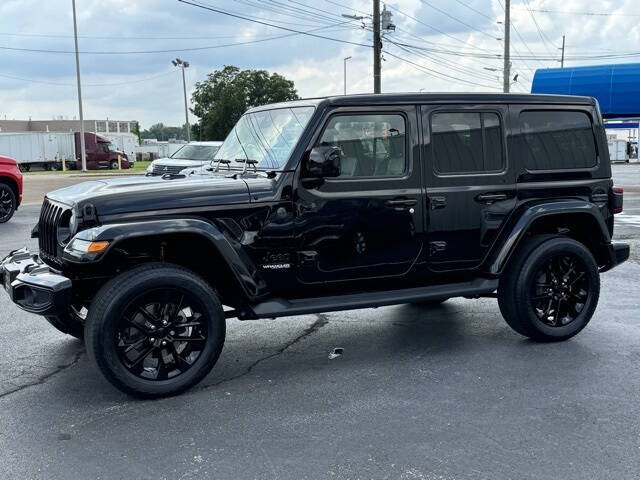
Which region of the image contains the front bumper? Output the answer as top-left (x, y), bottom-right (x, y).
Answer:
top-left (1, 248), bottom-right (71, 315)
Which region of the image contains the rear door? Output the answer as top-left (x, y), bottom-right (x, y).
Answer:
top-left (421, 104), bottom-right (516, 271)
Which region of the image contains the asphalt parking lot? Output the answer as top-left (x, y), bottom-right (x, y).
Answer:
top-left (1, 165), bottom-right (639, 479)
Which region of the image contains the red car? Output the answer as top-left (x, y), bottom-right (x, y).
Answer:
top-left (0, 155), bottom-right (23, 223)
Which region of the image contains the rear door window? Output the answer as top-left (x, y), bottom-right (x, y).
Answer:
top-left (519, 111), bottom-right (598, 170)
top-left (431, 112), bottom-right (504, 175)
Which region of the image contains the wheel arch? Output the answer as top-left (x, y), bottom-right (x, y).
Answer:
top-left (66, 218), bottom-right (268, 307)
top-left (486, 200), bottom-right (613, 275)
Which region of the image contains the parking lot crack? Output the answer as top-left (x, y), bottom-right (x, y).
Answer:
top-left (0, 349), bottom-right (84, 400)
top-left (205, 314), bottom-right (330, 389)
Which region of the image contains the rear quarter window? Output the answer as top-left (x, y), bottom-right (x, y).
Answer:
top-left (519, 110), bottom-right (598, 170)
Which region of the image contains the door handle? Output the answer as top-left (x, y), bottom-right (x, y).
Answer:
top-left (386, 198), bottom-right (417, 208)
top-left (429, 196), bottom-right (446, 210)
top-left (476, 193), bottom-right (508, 203)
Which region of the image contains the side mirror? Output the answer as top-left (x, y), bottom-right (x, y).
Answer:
top-left (305, 146), bottom-right (341, 179)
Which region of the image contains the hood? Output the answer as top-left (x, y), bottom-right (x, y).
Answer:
top-left (46, 174), bottom-right (250, 217)
top-left (0, 155), bottom-right (17, 166)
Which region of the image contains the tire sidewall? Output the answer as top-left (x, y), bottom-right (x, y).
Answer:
top-left (0, 184), bottom-right (16, 223)
top-left (515, 239), bottom-right (600, 339)
top-left (88, 267), bottom-right (225, 397)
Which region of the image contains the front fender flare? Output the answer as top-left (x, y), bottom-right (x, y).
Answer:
top-left (63, 217), bottom-right (267, 300)
top-left (486, 200), bottom-right (611, 275)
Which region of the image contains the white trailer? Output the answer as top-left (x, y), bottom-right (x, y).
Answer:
top-left (0, 132), bottom-right (76, 171)
top-left (103, 133), bottom-right (138, 163)
top-left (608, 139), bottom-right (628, 163)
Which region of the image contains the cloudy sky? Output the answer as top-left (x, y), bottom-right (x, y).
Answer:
top-left (0, 0), bottom-right (638, 129)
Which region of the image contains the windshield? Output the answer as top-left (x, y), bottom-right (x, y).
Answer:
top-left (213, 106), bottom-right (315, 170)
top-left (171, 145), bottom-right (220, 161)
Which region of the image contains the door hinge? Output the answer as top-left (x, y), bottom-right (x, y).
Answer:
top-left (429, 241), bottom-right (447, 256)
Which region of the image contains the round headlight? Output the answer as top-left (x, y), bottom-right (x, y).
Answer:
top-left (57, 210), bottom-right (77, 246)
top-left (69, 210), bottom-right (78, 236)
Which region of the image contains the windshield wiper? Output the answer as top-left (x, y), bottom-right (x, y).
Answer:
top-left (234, 158), bottom-right (259, 174)
top-left (212, 158), bottom-right (232, 172)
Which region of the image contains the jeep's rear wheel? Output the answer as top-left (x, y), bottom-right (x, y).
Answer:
top-left (85, 264), bottom-right (225, 397)
top-left (498, 236), bottom-right (600, 342)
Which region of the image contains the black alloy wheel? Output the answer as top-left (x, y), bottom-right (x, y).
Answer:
top-left (116, 288), bottom-right (209, 381)
top-left (529, 254), bottom-right (590, 328)
top-left (0, 184), bottom-right (16, 223)
top-left (86, 263), bottom-right (226, 397)
top-left (498, 236), bottom-right (600, 342)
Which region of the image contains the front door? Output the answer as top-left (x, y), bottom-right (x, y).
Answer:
top-left (421, 105), bottom-right (516, 271)
top-left (294, 106), bottom-right (424, 285)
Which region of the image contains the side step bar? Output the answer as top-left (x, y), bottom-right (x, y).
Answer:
top-left (245, 278), bottom-right (498, 319)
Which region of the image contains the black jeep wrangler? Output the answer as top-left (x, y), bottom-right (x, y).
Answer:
top-left (1, 94), bottom-right (629, 397)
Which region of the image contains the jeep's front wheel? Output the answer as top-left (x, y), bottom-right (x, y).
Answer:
top-left (85, 264), bottom-right (225, 397)
top-left (498, 236), bottom-right (600, 342)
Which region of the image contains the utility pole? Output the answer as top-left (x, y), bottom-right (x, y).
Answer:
top-left (172, 58), bottom-right (191, 142)
top-left (502, 0), bottom-right (511, 93)
top-left (560, 34), bottom-right (566, 68)
top-left (72, 0), bottom-right (87, 171)
top-left (343, 56), bottom-right (352, 95)
top-left (373, 0), bottom-right (381, 94)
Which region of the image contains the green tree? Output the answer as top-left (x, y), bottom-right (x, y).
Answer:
top-left (191, 65), bottom-right (298, 141)
top-left (140, 123), bottom-right (188, 141)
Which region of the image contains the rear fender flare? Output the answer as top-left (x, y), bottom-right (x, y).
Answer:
top-left (486, 200), bottom-right (611, 275)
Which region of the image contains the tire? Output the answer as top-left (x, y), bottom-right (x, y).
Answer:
top-left (109, 160), bottom-right (119, 170)
top-left (498, 236), bottom-right (600, 342)
top-left (0, 183), bottom-right (16, 223)
top-left (85, 263), bottom-right (226, 398)
top-left (45, 309), bottom-right (85, 340)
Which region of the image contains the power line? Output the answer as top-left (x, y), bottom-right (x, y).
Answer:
top-left (385, 4), bottom-right (497, 54)
top-left (177, 0), bottom-right (372, 48)
top-left (383, 45), bottom-right (501, 90)
top-left (515, 7), bottom-right (640, 17)
top-left (0, 70), bottom-right (178, 87)
top-left (450, 0), bottom-right (495, 22)
top-left (521, 0), bottom-right (556, 58)
top-left (386, 32), bottom-right (501, 82)
top-left (417, 0), bottom-right (497, 40)
top-left (0, 19), bottom-right (363, 54)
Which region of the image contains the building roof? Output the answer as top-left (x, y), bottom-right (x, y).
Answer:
top-left (531, 63), bottom-right (640, 119)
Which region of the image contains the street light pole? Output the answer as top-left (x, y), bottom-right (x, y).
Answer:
top-left (172, 58), bottom-right (191, 142)
top-left (343, 56), bottom-right (352, 95)
top-left (72, 0), bottom-right (87, 171)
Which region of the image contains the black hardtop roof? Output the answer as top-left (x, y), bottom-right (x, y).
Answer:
top-left (246, 92), bottom-right (595, 113)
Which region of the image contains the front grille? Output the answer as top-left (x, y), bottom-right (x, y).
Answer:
top-left (38, 199), bottom-right (66, 266)
top-left (152, 164), bottom-right (185, 176)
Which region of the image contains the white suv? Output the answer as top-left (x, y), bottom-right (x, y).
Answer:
top-left (146, 141), bottom-right (223, 176)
